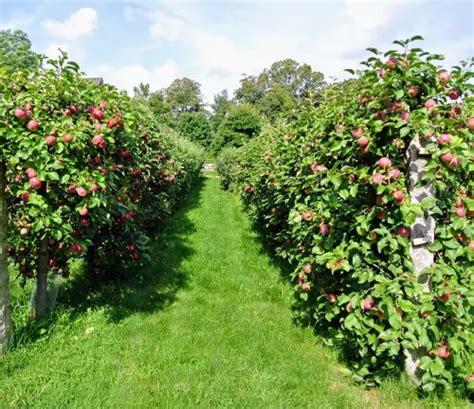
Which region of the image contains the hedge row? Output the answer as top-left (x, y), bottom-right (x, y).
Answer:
top-left (218, 39), bottom-right (473, 394)
top-left (0, 53), bottom-right (204, 321)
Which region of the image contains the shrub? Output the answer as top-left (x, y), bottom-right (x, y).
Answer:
top-left (228, 38), bottom-right (474, 394)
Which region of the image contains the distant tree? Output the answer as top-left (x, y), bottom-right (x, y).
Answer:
top-left (212, 104), bottom-right (262, 152)
top-left (0, 29), bottom-right (38, 72)
top-left (133, 82), bottom-right (151, 99)
top-left (176, 111), bottom-right (213, 147)
top-left (210, 89), bottom-right (235, 131)
top-left (234, 59), bottom-right (325, 121)
top-left (164, 78), bottom-right (203, 113)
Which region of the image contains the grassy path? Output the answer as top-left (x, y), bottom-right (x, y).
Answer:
top-left (0, 174), bottom-right (469, 408)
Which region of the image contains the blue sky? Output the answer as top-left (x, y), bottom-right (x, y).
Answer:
top-left (0, 0), bottom-right (472, 103)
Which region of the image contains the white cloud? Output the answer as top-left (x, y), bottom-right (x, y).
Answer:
top-left (149, 11), bottom-right (184, 41)
top-left (45, 42), bottom-right (86, 63)
top-left (42, 8), bottom-right (97, 40)
top-left (92, 59), bottom-right (180, 94)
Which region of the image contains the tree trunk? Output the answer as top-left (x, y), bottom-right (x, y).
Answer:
top-left (31, 237), bottom-right (49, 320)
top-left (404, 135), bottom-right (434, 383)
top-left (0, 160), bottom-right (13, 354)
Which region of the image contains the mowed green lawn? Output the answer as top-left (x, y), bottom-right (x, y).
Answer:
top-left (0, 173), bottom-right (470, 408)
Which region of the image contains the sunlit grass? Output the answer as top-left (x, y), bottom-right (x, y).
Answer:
top-left (0, 174), bottom-right (469, 408)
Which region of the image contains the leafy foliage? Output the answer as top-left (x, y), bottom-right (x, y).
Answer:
top-left (0, 52), bottom-right (204, 318)
top-left (176, 111), bottom-right (213, 148)
top-left (0, 30), bottom-right (39, 72)
top-left (221, 39), bottom-right (474, 394)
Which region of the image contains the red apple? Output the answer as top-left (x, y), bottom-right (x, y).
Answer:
top-left (351, 128), bottom-right (363, 138)
top-left (400, 112), bottom-right (410, 121)
top-left (25, 168), bottom-right (37, 178)
top-left (467, 117), bottom-right (474, 130)
top-left (362, 299), bottom-right (376, 310)
top-left (455, 199), bottom-right (464, 208)
top-left (389, 168), bottom-right (400, 179)
top-left (63, 108), bottom-right (72, 116)
top-left (319, 224), bottom-right (329, 235)
top-left (27, 120), bottom-right (39, 130)
top-left (440, 152), bottom-right (454, 163)
top-left (437, 345), bottom-right (451, 358)
top-left (407, 86), bottom-right (419, 97)
top-left (398, 226), bottom-right (410, 237)
top-left (393, 190), bottom-right (405, 203)
top-left (45, 135), bottom-right (57, 145)
top-left (357, 136), bottom-right (368, 146)
top-left (386, 57), bottom-right (397, 67)
top-left (62, 134), bottom-right (73, 143)
top-left (21, 191), bottom-right (30, 201)
top-left (424, 99), bottom-right (436, 109)
top-left (437, 133), bottom-right (452, 145)
top-left (326, 293), bottom-right (337, 303)
top-left (78, 208), bottom-right (88, 216)
top-left (29, 177), bottom-right (42, 190)
top-left (377, 157), bottom-right (392, 169)
top-left (455, 207), bottom-right (466, 217)
top-left (438, 71), bottom-right (450, 82)
top-left (439, 293), bottom-right (451, 302)
top-left (76, 187), bottom-right (88, 197)
top-left (15, 108), bottom-right (27, 119)
top-left (371, 173), bottom-right (384, 185)
top-left (92, 109), bottom-right (104, 120)
top-left (92, 135), bottom-right (107, 149)
top-left (379, 68), bottom-right (386, 77)
top-left (448, 89), bottom-right (460, 100)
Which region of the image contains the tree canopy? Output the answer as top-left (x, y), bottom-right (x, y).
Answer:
top-left (0, 29), bottom-right (38, 72)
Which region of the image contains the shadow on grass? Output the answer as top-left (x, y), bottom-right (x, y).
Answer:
top-left (57, 176), bottom-right (206, 324)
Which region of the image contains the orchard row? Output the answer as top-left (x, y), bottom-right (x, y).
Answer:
top-left (218, 38), bottom-right (473, 394)
top-left (0, 54), bottom-right (204, 333)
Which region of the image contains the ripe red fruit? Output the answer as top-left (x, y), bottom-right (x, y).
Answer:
top-left (92, 109), bottom-right (104, 120)
top-left (348, 174), bottom-right (356, 183)
top-left (63, 108), bottom-right (72, 116)
top-left (386, 57), bottom-right (397, 67)
top-left (45, 135), bottom-right (57, 145)
top-left (447, 89), bottom-right (460, 100)
top-left (455, 199), bottom-right (464, 208)
top-left (357, 136), bottom-right (368, 146)
top-left (393, 190), bottom-right (405, 204)
top-left (378, 68), bottom-right (386, 77)
top-left (319, 224), bottom-right (329, 235)
top-left (400, 112), bottom-right (410, 121)
top-left (377, 157), bottom-right (392, 169)
top-left (424, 99), bottom-right (436, 109)
top-left (362, 299), bottom-right (376, 310)
top-left (90, 183), bottom-right (99, 192)
top-left (29, 177), bottom-right (42, 190)
top-left (440, 152), bottom-right (454, 163)
top-left (107, 118), bottom-right (118, 129)
top-left (25, 168), bottom-right (36, 178)
top-left (437, 133), bottom-right (452, 145)
top-left (303, 263), bottom-right (312, 273)
top-left (131, 251), bottom-right (141, 260)
top-left (48, 258), bottom-right (57, 267)
top-left (27, 120), bottom-right (39, 130)
top-left (127, 243), bottom-right (136, 252)
top-left (87, 105), bottom-right (95, 114)
top-left (78, 208), bottom-right (88, 216)
top-left (351, 128), bottom-right (363, 138)
top-left (92, 135), bottom-right (107, 149)
top-left (437, 346), bottom-right (451, 358)
top-left (326, 293), bottom-right (337, 303)
top-left (80, 217), bottom-right (90, 226)
top-left (62, 134), bottom-right (73, 143)
top-left (438, 70), bottom-right (450, 82)
top-left (70, 243), bottom-right (83, 253)
top-left (371, 173), bottom-right (384, 185)
top-left (21, 191), bottom-right (30, 201)
top-left (389, 168), bottom-right (400, 179)
top-left (70, 105), bottom-right (79, 114)
top-left (455, 207), bottom-right (466, 217)
top-left (375, 195), bottom-right (383, 205)
top-left (467, 117), bottom-right (474, 130)
top-left (447, 156), bottom-right (460, 169)
top-left (76, 187), bottom-right (88, 197)
top-left (407, 86), bottom-right (419, 97)
top-left (398, 226), bottom-right (410, 237)
top-left (15, 108), bottom-right (27, 118)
